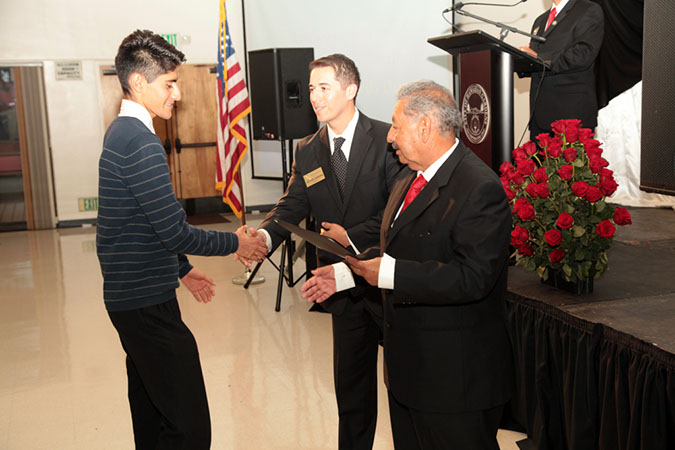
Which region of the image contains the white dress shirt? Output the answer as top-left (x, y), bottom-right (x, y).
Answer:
top-left (260, 110), bottom-right (362, 291)
top-left (119, 99), bottom-right (155, 134)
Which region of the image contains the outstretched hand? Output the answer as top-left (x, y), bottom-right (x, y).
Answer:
top-left (321, 222), bottom-right (350, 248)
top-left (235, 226), bottom-right (268, 268)
top-left (300, 265), bottom-right (337, 303)
top-left (181, 267), bottom-right (216, 303)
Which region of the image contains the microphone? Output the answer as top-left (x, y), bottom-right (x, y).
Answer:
top-left (444, 0), bottom-right (526, 13)
top-left (443, 2), bottom-right (464, 13)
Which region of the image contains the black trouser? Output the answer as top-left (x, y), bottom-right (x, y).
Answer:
top-left (332, 296), bottom-right (383, 450)
top-left (388, 390), bottom-right (504, 450)
top-left (108, 298), bottom-right (210, 450)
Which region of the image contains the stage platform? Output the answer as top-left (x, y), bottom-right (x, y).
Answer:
top-left (504, 206), bottom-right (675, 450)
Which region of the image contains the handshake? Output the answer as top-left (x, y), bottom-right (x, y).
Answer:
top-left (234, 226), bottom-right (269, 269)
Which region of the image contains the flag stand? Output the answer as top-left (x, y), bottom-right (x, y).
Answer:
top-left (230, 124), bottom-right (264, 287)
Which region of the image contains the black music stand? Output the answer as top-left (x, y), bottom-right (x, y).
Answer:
top-left (243, 139), bottom-right (312, 312)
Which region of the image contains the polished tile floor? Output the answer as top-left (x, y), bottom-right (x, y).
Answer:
top-left (0, 215), bottom-right (526, 449)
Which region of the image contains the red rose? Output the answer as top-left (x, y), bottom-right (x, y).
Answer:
top-left (595, 219), bottom-right (616, 239)
top-left (572, 181), bottom-right (590, 197)
top-left (546, 136), bottom-right (563, 158)
top-left (599, 168), bottom-right (614, 181)
top-left (505, 187), bottom-right (516, 200)
top-left (537, 133), bottom-right (551, 148)
top-left (518, 244), bottom-right (534, 256)
top-left (578, 128), bottom-right (594, 141)
top-left (563, 147), bottom-right (578, 162)
top-left (585, 143), bottom-right (603, 159)
top-left (513, 198), bottom-right (529, 214)
top-left (517, 202), bottom-right (536, 221)
top-left (522, 141), bottom-right (538, 157)
top-left (556, 212), bottom-right (574, 229)
top-left (517, 159), bottom-right (536, 176)
top-left (613, 207), bottom-right (632, 226)
top-left (508, 171), bottom-right (525, 186)
top-left (533, 167), bottom-right (548, 183)
top-left (535, 182), bottom-right (551, 198)
top-left (513, 146), bottom-right (528, 162)
top-left (590, 157), bottom-right (609, 174)
top-left (525, 182), bottom-right (540, 198)
top-left (558, 164), bottom-right (574, 181)
top-left (500, 161), bottom-right (514, 177)
top-left (511, 225), bottom-right (530, 246)
top-left (552, 119), bottom-right (582, 142)
top-left (544, 229), bottom-right (562, 246)
top-left (598, 177), bottom-right (618, 196)
top-left (549, 248), bottom-right (566, 264)
top-left (585, 186), bottom-right (603, 203)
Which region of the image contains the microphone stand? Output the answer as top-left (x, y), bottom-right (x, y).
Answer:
top-left (454, 5), bottom-right (545, 43)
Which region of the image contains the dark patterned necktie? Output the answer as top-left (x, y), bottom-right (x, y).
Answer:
top-left (332, 137), bottom-right (347, 200)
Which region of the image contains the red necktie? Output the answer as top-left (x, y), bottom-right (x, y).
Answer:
top-left (400, 174), bottom-right (427, 213)
top-left (545, 7), bottom-right (557, 30)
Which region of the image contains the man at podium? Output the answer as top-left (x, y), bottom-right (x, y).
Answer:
top-left (518, 0), bottom-right (604, 140)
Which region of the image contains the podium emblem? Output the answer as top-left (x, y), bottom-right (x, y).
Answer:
top-left (462, 83), bottom-right (490, 145)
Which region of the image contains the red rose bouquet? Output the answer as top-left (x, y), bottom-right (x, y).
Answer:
top-left (500, 119), bottom-right (632, 284)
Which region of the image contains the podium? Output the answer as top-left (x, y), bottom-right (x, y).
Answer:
top-left (428, 30), bottom-right (548, 171)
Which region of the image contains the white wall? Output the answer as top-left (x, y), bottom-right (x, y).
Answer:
top-left (1, 0), bottom-right (540, 223)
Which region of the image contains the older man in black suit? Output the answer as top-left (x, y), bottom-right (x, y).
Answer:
top-left (519, 0), bottom-right (604, 139)
top-left (250, 54), bottom-right (402, 450)
top-left (303, 80), bottom-right (514, 449)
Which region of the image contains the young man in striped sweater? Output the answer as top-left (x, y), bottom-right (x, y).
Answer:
top-left (97, 29), bottom-right (267, 449)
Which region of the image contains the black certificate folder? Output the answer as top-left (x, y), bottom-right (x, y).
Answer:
top-left (273, 219), bottom-right (354, 259)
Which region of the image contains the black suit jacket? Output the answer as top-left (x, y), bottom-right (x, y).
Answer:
top-left (260, 112), bottom-right (402, 315)
top-left (528, 0), bottom-right (604, 131)
top-left (379, 141), bottom-right (513, 414)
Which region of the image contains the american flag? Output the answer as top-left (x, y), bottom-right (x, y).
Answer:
top-left (216, 0), bottom-right (251, 218)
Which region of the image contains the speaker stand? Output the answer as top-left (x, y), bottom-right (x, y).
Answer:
top-left (244, 139), bottom-right (308, 311)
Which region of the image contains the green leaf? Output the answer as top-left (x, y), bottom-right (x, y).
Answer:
top-left (575, 247), bottom-right (586, 261)
top-left (523, 257), bottom-right (537, 271)
top-left (595, 201), bottom-right (606, 213)
top-left (573, 225), bottom-right (586, 237)
top-left (573, 159), bottom-right (585, 168)
top-left (562, 264), bottom-right (572, 277)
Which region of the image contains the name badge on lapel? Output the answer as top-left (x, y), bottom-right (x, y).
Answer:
top-left (533, 26), bottom-right (540, 35)
top-left (304, 167), bottom-right (326, 188)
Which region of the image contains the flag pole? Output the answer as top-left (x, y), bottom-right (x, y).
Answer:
top-left (227, 0), bottom-right (263, 285)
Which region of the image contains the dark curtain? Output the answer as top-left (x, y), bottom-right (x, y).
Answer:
top-left (591, 0), bottom-right (644, 108)
top-left (504, 293), bottom-right (675, 450)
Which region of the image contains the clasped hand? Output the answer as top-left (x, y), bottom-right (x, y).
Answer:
top-left (234, 226), bottom-right (268, 268)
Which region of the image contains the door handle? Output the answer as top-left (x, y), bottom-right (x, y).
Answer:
top-left (164, 138), bottom-right (171, 155)
top-left (175, 138), bottom-right (182, 154)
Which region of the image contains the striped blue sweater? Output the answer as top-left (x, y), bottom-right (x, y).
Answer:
top-left (97, 117), bottom-right (238, 311)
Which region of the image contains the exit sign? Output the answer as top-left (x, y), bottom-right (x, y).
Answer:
top-left (78, 197), bottom-right (98, 212)
top-left (161, 33), bottom-right (178, 46)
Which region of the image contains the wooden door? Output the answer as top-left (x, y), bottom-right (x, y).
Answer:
top-left (172, 64), bottom-right (219, 199)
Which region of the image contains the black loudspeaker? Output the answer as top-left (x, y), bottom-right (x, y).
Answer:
top-left (248, 48), bottom-right (318, 140)
top-left (641, 0), bottom-right (675, 196)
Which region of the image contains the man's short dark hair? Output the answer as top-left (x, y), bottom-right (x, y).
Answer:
top-left (115, 30), bottom-right (186, 95)
top-left (309, 54), bottom-right (361, 96)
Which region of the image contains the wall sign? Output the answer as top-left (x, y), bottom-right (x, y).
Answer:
top-left (55, 61), bottom-right (83, 81)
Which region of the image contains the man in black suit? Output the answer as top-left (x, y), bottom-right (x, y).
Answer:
top-left (251, 54), bottom-right (402, 450)
top-left (302, 80), bottom-right (513, 449)
top-left (519, 0), bottom-right (604, 139)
